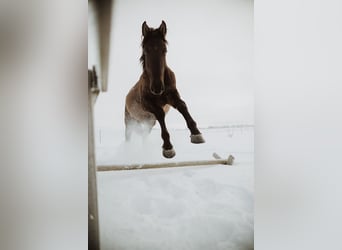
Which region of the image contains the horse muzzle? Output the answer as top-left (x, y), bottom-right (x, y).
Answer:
top-left (150, 82), bottom-right (165, 96)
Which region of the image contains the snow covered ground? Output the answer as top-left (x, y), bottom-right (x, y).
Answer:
top-left (96, 126), bottom-right (254, 250)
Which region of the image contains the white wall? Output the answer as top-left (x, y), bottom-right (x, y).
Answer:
top-left (94, 0), bottom-right (253, 129)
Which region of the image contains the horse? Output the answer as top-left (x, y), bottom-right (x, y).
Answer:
top-left (125, 20), bottom-right (205, 158)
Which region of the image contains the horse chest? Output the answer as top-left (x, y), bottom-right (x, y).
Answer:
top-left (143, 95), bottom-right (170, 114)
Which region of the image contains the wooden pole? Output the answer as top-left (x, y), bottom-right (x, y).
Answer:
top-left (94, 0), bottom-right (112, 92)
top-left (88, 1), bottom-right (113, 249)
top-left (97, 154), bottom-right (234, 172)
top-left (88, 69), bottom-right (100, 250)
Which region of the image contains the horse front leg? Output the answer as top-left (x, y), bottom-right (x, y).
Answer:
top-left (170, 94), bottom-right (205, 144)
top-left (150, 107), bottom-right (176, 158)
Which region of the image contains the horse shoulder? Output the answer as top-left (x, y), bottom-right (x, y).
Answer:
top-left (126, 77), bottom-right (143, 107)
top-left (166, 67), bottom-right (176, 86)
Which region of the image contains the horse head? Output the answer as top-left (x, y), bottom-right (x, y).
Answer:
top-left (140, 21), bottom-right (168, 96)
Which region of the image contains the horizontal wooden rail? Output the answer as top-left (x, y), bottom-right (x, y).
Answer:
top-left (97, 154), bottom-right (234, 172)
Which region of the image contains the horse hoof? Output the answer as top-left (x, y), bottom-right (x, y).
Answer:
top-left (191, 134), bottom-right (205, 144)
top-left (163, 148), bottom-right (176, 158)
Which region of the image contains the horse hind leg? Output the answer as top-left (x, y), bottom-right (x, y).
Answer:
top-left (125, 123), bottom-right (133, 141)
top-left (125, 107), bottom-right (138, 141)
top-left (141, 119), bottom-right (156, 139)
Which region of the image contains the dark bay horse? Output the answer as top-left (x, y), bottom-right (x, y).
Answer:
top-left (125, 20), bottom-right (205, 158)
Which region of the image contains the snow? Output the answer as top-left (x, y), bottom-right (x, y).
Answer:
top-left (96, 126), bottom-right (254, 250)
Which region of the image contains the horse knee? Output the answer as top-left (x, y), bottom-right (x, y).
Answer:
top-left (174, 100), bottom-right (187, 111)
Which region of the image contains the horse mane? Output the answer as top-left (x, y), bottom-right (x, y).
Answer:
top-left (139, 29), bottom-right (168, 69)
top-left (139, 53), bottom-right (146, 69)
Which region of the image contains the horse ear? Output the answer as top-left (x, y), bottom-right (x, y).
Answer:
top-left (159, 20), bottom-right (167, 36)
top-left (142, 21), bottom-right (150, 37)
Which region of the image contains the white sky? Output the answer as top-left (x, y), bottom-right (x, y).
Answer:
top-left (92, 0), bottom-right (254, 129)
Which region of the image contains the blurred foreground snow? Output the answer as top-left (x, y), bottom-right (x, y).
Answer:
top-left (96, 126), bottom-right (254, 250)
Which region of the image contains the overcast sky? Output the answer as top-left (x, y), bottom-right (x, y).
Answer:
top-left (91, 0), bottom-right (254, 129)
